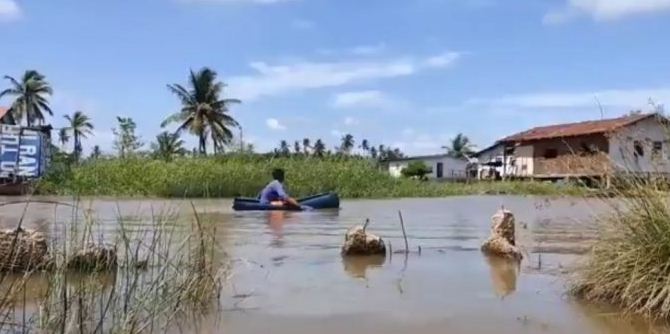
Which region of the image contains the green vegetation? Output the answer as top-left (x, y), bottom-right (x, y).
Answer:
top-left (162, 67), bottom-right (240, 155)
top-left (62, 110), bottom-right (94, 161)
top-left (401, 161), bottom-right (432, 180)
top-left (442, 133), bottom-right (476, 159)
top-left (151, 131), bottom-right (187, 162)
top-left (0, 70), bottom-right (53, 126)
top-left (571, 176), bottom-right (670, 320)
top-left (37, 155), bottom-right (585, 198)
top-left (113, 116), bottom-right (143, 158)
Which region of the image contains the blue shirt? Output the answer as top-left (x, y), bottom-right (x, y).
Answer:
top-left (259, 180), bottom-right (288, 204)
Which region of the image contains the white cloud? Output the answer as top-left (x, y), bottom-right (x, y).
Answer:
top-left (266, 118), bottom-right (286, 130)
top-left (424, 52), bottom-right (461, 68)
top-left (470, 87), bottom-right (670, 109)
top-left (350, 43), bottom-right (386, 56)
top-left (291, 19), bottom-right (315, 30)
top-left (0, 0), bottom-right (21, 22)
top-left (343, 116), bottom-right (359, 126)
top-left (332, 90), bottom-right (393, 109)
top-left (545, 0), bottom-right (670, 23)
top-left (228, 52), bottom-right (461, 101)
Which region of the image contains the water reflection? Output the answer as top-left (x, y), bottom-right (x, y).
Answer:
top-left (0, 271), bottom-right (115, 307)
top-left (342, 255), bottom-right (386, 279)
top-left (484, 255), bottom-right (519, 298)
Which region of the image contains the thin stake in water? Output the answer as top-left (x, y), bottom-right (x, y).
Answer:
top-left (398, 210), bottom-right (409, 253)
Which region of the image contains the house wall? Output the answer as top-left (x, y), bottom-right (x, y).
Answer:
top-left (609, 117), bottom-right (670, 174)
top-left (388, 156), bottom-right (468, 180)
top-left (513, 145), bottom-right (534, 177)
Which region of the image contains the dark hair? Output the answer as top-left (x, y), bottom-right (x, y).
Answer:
top-left (272, 168), bottom-right (285, 182)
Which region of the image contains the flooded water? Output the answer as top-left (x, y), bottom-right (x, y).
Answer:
top-left (0, 196), bottom-right (666, 333)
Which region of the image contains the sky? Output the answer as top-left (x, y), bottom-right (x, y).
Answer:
top-left (2, 0), bottom-right (670, 155)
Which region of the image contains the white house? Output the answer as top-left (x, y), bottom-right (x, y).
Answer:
top-left (387, 154), bottom-right (469, 180)
top-left (474, 113), bottom-right (670, 180)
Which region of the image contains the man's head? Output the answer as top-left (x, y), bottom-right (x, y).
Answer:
top-left (272, 168), bottom-right (285, 183)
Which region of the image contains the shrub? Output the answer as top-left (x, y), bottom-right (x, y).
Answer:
top-left (401, 161), bottom-right (432, 180)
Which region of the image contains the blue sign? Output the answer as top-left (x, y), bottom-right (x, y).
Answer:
top-left (0, 125), bottom-right (46, 179)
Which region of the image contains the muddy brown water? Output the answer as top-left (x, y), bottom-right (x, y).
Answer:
top-left (0, 196), bottom-right (666, 333)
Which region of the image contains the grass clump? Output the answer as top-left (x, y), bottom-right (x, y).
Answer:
top-left (37, 155), bottom-right (585, 198)
top-left (571, 176), bottom-right (670, 320)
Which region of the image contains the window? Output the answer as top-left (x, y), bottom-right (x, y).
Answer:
top-left (653, 141), bottom-right (663, 159)
top-left (634, 141), bottom-right (644, 157)
top-left (544, 148), bottom-right (558, 159)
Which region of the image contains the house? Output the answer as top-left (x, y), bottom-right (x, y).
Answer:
top-left (475, 143), bottom-right (517, 180)
top-left (475, 113), bottom-right (670, 180)
top-left (387, 154), bottom-right (469, 180)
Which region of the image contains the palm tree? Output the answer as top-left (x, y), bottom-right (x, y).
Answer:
top-left (377, 144), bottom-right (386, 160)
top-left (340, 134), bottom-right (355, 155)
top-left (162, 67), bottom-right (241, 155)
top-left (369, 146), bottom-right (378, 159)
top-left (0, 70), bottom-right (53, 126)
top-left (91, 145), bottom-right (101, 160)
top-left (152, 131), bottom-right (186, 162)
top-left (360, 139), bottom-right (370, 156)
top-left (391, 148), bottom-right (404, 159)
top-left (302, 138), bottom-right (311, 155)
top-left (294, 140), bottom-right (301, 155)
top-left (313, 139), bottom-right (326, 157)
top-left (63, 111), bottom-right (94, 160)
top-left (279, 140), bottom-right (290, 156)
top-left (443, 133), bottom-right (475, 159)
top-left (58, 128), bottom-right (70, 148)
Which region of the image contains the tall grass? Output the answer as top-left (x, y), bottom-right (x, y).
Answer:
top-left (0, 201), bottom-right (229, 333)
top-left (37, 155), bottom-right (584, 198)
top-left (571, 174), bottom-right (670, 320)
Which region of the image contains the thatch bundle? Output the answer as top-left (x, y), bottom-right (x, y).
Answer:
top-left (341, 225), bottom-right (386, 256)
top-left (0, 227), bottom-right (50, 272)
top-left (481, 209), bottom-right (523, 260)
top-left (67, 244), bottom-right (118, 272)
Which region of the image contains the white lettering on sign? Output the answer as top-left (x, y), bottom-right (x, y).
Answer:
top-left (0, 161), bottom-right (16, 178)
top-left (20, 145), bottom-right (36, 156)
top-left (0, 125), bottom-right (42, 178)
top-left (19, 156), bottom-right (37, 175)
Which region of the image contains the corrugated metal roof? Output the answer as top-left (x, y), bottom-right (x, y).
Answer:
top-left (388, 153), bottom-right (468, 162)
top-left (500, 113), bottom-right (658, 143)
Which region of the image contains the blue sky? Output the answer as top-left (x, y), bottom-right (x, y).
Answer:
top-left (2, 0), bottom-right (670, 155)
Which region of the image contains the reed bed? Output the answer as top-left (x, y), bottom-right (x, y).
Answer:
top-left (0, 201), bottom-right (229, 334)
top-left (37, 155), bottom-right (584, 198)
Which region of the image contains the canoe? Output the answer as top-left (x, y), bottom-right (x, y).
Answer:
top-left (232, 192), bottom-right (340, 211)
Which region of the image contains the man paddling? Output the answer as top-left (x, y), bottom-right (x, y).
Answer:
top-left (259, 168), bottom-right (301, 208)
